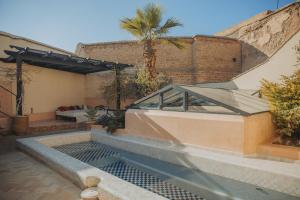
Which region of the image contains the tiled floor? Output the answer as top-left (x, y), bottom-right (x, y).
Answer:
top-left (55, 141), bottom-right (205, 200)
top-left (55, 141), bottom-right (300, 200)
top-left (0, 151), bottom-right (81, 200)
top-left (0, 134), bottom-right (119, 200)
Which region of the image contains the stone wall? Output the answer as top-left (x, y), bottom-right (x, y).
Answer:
top-left (77, 36), bottom-right (242, 106)
top-left (191, 36), bottom-right (241, 82)
top-left (76, 38), bottom-right (194, 69)
top-left (76, 36), bottom-right (241, 85)
top-left (216, 2), bottom-right (300, 71)
top-left (233, 29), bottom-right (300, 90)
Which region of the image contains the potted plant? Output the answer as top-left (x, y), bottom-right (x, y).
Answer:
top-left (84, 108), bottom-right (99, 130)
top-left (261, 69), bottom-right (300, 147)
top-left (1, 60), bottom-right (32, 136)
top-left (13, 98), bottom-right (29, 136)
top-left (96, 110), bottom-right (125, 134)
top-left (13, 115), bottom-right (29, 136)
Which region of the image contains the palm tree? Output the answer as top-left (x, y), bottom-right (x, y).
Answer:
top-left (120, 3), bottom-right (183, 78)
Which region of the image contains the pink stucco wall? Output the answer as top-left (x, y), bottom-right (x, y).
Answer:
top-left (125, 109), bottom-right (274, 154)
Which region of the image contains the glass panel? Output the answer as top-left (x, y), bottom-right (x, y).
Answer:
top-left (188, 94), bottom-right (235, 114)
top-left (133, 94), bottom-right (160, 109)
top-left (162, 89), bottom-right (184, 111)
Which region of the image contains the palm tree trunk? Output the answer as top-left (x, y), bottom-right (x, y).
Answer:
top-left (143, 40), bottom-right (156, 78)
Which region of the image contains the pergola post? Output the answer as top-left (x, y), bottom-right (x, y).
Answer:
top-left (183, 91), bottom-right (188, 111)
top-left (115, 65), bottom-right (121, 111)
top-left (16, 56), bottom-right (23, 116)
top-left (158, 92), bottom-right (163, 110)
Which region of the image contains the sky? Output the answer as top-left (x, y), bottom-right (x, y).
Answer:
top-left (0, 0), bottom-right (295, 52)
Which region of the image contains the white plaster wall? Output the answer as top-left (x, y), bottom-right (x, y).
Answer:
top-left (233, 31), bottom-right (300, 90)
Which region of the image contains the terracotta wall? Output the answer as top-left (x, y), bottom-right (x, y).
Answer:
top-left (6, 63), bottom-right (86, 120)
top-left (0, 81), bottom-right (13, 117)
top-left (76, 36), bottom-right (242, 85)
top-left (76, 38), bottom-right (194, 69)
top-left (0, 32), bottom-right (86, 120)
top-left (21, 64), bottom-right (85, 119)
top-left (1, 67), bottom-right (85, 121)
top-left (243, 112), bottom-right (275, 154)
top-left (78, 36), bottom-right (242, 107)
top-left (190, 36), bottom-right (241, 82)
top-left (125, 109), bottom-right (274, 154)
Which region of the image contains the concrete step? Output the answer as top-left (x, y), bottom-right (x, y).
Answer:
top-left (257, 143), bottom-right (300, 161)
top-left (91, 131), bottom-right (300, 198)
top-left (28, 120), bottom-right (87, 134)
top-left (121, 151), bottom-right (299, 200)
top-left (0, 117), bottom-right (12, 135)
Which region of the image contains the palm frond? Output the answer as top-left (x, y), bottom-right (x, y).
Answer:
top-left (144, 3), bottom-right (162, 29)
top-left (120, 17), bottom-right (146, 39)
top-left (164, 38), bottom-right (185, 49)
top-left (120, 3), bottom-right (183, 44)
top-left (136, 9), bottom-right (145, 21)
top-left (157, 18), bottom-right (183, 35)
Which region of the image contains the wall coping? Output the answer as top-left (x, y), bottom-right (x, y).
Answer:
top-left (16, 131), bottom-right (168, 200)
top-left (126, 109), bottom-right (244, 121)
top-left (0, 31), bottom-right (74, 55)
top-left (76, 34), bottom-right (240, 49)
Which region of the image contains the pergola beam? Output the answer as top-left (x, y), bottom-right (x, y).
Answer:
top-left (4, 50), bottom-right (109, 71)
top-left (0, 46), bottom-right (133, 116)
top-left (2, 46), bottom-right (132, 75)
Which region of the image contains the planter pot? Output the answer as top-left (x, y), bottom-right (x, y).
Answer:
top-left (85, 120), bottom-right (96, 130)
top-left (13, 115), bottom-right (29, 136)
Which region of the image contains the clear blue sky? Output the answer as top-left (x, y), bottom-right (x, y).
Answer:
top-left (0, 0), bottom-right (295, 52)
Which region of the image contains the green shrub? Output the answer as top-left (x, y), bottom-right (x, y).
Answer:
top-left (295, 41), bottom-right (300, 63)
top-left (103, 73), bottom-right (137, 107)
top-left (96, 110), bottom-right (125, 133)
top-left (84, 108), bottom-right (99, 121)
top-left (135, 67), bottom-right (171, 97)
top-left (261, 69), bottom-right (300, 138)
top-left (103, 67), bottom-right (171, 106)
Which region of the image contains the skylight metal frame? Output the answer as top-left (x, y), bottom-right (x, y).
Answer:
top-left (130, 84), bottom-right (268, 116)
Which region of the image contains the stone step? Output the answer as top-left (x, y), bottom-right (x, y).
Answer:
top-left (91, 131), bottom-right (300, 198)
top-left (0, 117), bottom-right (12, 135)
top-left (257, 143), bottom-right (300, 161)
top-left (27, 120), bottom-right (89, 135)
top-left (28, 122), bottom-right (86, 134)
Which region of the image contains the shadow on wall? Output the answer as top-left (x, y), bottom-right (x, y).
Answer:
top-left (241, 42), bottom-right (269, 72)
top-left (130, 110), bottom-right (236, 199)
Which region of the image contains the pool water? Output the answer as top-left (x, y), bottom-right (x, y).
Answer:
top-left (54, 141), bottom-right (299, 200)
top-left (55, 141), bottom-right (204, 200)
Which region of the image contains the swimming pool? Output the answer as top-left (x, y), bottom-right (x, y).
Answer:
top-left (54, 140), bottom-right (299, 200)
top-left (55, 141), bottom-right (205, 200)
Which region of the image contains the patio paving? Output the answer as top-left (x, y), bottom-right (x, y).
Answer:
top-left (0, 134), bottom-right (119, 200)
top-left (0, 151), bottom-right (81, 200)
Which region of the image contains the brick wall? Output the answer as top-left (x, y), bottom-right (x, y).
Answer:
top-left (76, 35), bottom-right (242, 85)
top-left (191, 36), bottom-right (241, 83)
top-left (77, 35), bottom-right (242, 107)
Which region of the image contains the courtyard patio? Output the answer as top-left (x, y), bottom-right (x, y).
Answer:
top-left (0, 1), bottom-right (299, 200)
top-left (0, 133), bottom-right (119, 200)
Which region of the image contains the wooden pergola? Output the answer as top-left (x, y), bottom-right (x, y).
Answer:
top-left (0, 45), bottom-right (132, 115)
